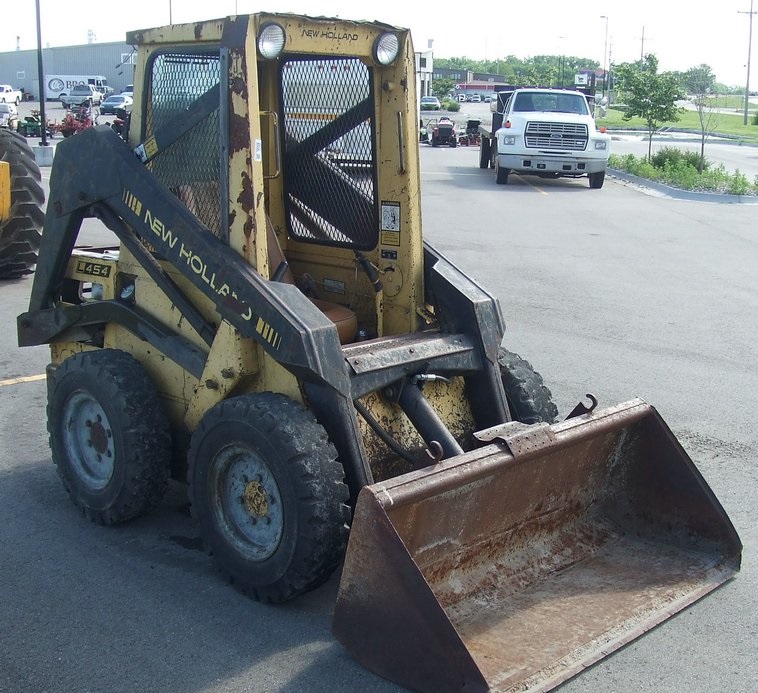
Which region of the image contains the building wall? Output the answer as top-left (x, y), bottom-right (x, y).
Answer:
top-left (0, 42), bottom-right (137, 99)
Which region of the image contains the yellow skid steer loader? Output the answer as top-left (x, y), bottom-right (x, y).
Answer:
top-left (17, 12), bottom-right (740, 693)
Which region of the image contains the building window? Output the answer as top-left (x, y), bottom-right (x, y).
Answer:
top-left (420, 57), bottom-right (426, 68)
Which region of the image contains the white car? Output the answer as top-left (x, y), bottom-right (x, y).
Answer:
top-left (420, 95), bottom-right (441, 111)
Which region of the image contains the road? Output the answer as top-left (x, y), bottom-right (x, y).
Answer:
top-left (0, 136), bottom-right (756, 693)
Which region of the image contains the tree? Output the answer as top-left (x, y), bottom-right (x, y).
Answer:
top-left (686, 64), bottom-right (719, 172)
top-left (683, 64), bottom-right (716, 95)
top-left (614, 54), bottom-right (685, 160)
top-left (432, 77), bottom-right (456, 100)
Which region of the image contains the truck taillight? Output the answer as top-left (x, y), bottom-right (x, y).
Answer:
top-left (504, 121), bottom-right (511, 128)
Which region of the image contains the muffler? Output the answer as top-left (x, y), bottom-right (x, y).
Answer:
top-left (333, 399), bottom-right (741, 693)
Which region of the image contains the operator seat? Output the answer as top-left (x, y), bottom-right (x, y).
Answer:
top-left (266, 219), bottom-right (358, 344)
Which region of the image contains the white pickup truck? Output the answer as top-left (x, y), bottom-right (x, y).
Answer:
top-left (479, 88), bottom-right (610, 188)
top-left (0, 85), bottom-right (22, 106)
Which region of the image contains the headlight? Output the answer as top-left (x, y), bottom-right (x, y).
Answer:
top-left (374, 32), bottom-right (400, 65)
top-left (258, 22), bottom-right (286, 59)
top-left (502, 135), bottom-right (516, 146)
top-left (594, 140), bottom-right (608, 150)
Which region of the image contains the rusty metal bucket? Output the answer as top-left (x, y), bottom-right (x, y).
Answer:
top-left (333, 399), bottom-right (741, 693)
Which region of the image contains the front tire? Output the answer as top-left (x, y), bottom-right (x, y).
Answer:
top-left (188, 392), bottom-right (350, 603)
top-left (47, 349), bottom-right (172, 524)
top-left (495, 156), bottom-right (509, 185)
top-left (589, 170), bottom-right (605, 189)
top-left (498, 348), bottom-right (558, 424)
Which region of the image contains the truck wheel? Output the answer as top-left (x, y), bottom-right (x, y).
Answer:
top-left (188, 392), bottom-right (350, 603)
top-left (589, 171), bottom-right (605, 189)
top-left (497, 347), bottom-right (558, 424)
top-left (0, 129), bottom-right (44, 278)
top-left (47, 349), bottom-right (172, 525)
top-left (479, 138), bottom-right (491, 169)
top-left (495, 158), bottom-right (509, 185)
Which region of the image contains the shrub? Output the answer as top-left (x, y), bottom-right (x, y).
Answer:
top-left (443, 99), bottom-right (460, 112)
top-left (650, 146), bottom-right (709, 171)
top-left (608, 152), bottom-right (758, 195)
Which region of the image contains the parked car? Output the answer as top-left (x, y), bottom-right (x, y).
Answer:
top-left (470, 94), bottom-right (482, 103)
top-left (122, 84), bottom-right (134, 97)
top-left (100, 94), bottom-right (133, 115)
top-left (61, 84), bottom-right (103, 109)
top-left (0, 102), bottom-right (18, 129)
top-left (420, 95), bottom-right (441, 111)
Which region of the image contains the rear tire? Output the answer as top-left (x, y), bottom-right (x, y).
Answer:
top-left (188, 392), bottom-right (350, 603)
top-left (0, 129), bottom-right (44, 278)
top-left (479, 138), bottom-right (491, 168)
top-left (589, 170), bottom-right (605, 189)
top-left (497, 348), bottom-right (558, 424)
top-left (47, 349), bottom-right (172, 524)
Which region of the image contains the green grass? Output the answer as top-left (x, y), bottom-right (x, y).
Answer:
top-left (702, 95), bottom-right (756, 111)
top-left (597, 108), bottom-right (758, 143)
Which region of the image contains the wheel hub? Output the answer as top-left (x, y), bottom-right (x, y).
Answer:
top-left (243, 480), bottom-right (269, 517)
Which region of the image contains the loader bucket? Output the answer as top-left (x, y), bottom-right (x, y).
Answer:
top-left (333, 399), bottom-right (741, 693)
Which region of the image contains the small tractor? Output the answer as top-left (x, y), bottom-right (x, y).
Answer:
top-left (430, 115), bottom-right (458, 147)
top-left (16, 12), bottom-right (740, 693)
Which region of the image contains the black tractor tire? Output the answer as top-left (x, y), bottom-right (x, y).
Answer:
top-left (0, 129), bottom-right (44, 278)
top-left (479, 137), bottom-right (491, 169)
top-left (589, 170), bottom-right (605, 189)
top-left (497, 347), bottom-right (559, 424)
top-left (188, 392), bottom-right (350, 603)
top-left (47, 349), bottom-right (172, 524)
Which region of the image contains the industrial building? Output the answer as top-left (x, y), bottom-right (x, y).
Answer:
top-left (0, 41), bottom-right (136, 100)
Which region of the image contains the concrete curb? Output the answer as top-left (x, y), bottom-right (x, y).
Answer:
top-left (607, 167), bottom-right (758, 204)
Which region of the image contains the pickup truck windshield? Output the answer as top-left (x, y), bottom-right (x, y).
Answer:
top-left (513, 92), bottom-right (588, 115)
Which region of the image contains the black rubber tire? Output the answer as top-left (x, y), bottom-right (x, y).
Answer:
top-left (47, 349), bottom-right (172, 524)
top-left (495, 156), bottom-right (509, 185)
top-left (479, 137), bottom-right (491, 169)
top-left (497, 347), bottom-right (558, 424)
top-left (188, 392), bottom-right (350, 603)
top-left (0, 129), bottom-right (44, 278)
top-left (589, 170), bottom-right (606, 189)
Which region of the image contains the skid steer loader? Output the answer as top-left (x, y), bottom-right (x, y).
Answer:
top-left (17, 12), bottom-right (740, 693)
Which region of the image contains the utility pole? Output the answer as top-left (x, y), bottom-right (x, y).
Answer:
top-left (640, 26), bottom-right (645, 61)
top-left (739, 0), bottom-right (756, 125)
top-left (600, 15), bottom-right (609, 97)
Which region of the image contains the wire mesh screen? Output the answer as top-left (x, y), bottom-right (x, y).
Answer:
top-left (280, 57), bottom-right (378, 250)
top-left (146, 51), bottom-right (222, 236)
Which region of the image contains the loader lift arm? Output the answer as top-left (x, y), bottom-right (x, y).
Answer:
top-left (18, 125), bottom-right (374, 495)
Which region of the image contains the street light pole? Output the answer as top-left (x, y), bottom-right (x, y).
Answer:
top-left (600, 15), bottom-right (609, 98)
top-left (34, 0), bottom-right (48, 147)
top-left (739, 0), bottom-right (756, 125)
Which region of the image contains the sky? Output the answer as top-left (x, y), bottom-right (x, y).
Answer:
top-left (4, 0), bottom-right (756, 88)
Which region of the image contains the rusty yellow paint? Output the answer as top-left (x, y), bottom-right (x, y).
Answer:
top-left (357, 377), bottom-right (475, 479)
top-left (184, 320), bottom-right (260, 430)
